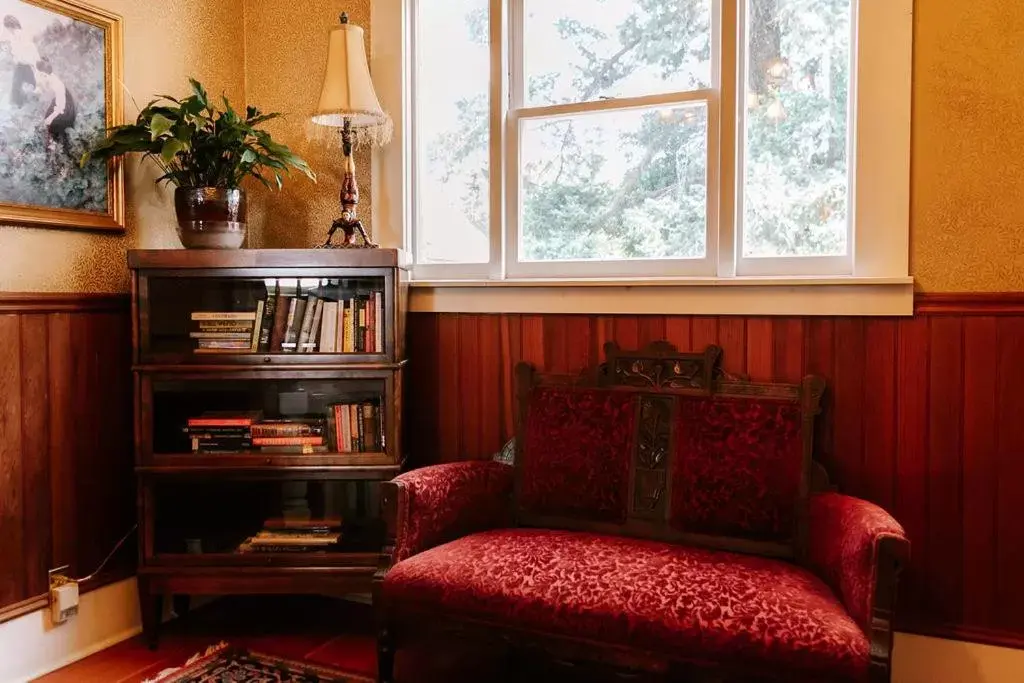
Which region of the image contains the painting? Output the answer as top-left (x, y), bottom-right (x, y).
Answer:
top-left (0, 0), bottom-right (122, 231)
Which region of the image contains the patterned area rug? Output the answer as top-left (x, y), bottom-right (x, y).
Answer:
top-left (144, 643), bottom-right (373, 683)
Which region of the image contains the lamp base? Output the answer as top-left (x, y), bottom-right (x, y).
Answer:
top-left (319, 216), bottom-right (379, 249)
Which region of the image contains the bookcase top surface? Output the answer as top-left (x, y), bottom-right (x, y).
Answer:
top-left (128, 248), bottom-right (410, 271)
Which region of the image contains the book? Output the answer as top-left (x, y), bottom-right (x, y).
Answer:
top-left (282, 297), bottom-right (304, 353)
top-left (263, 517), bottom-right (342, 531)
top-left (196, 320), bottom-right (255, 331)
top-left (373, 291), bottom-right (383, 353)
top-left (187, 411), bottom-right (262, 428)
top-left (269, 295), bottom-right (292, 352)
top-left (251, 436), bottom-right (325, 447)
top-left (320, 301), bottom-right (338, 353)
top-left (249, 299), bottom-right (265, 352)
top-left (356, 298), bottom-right (366, 353)
top-left (342, 301), bottom-right (354, 353)
top-left (363, 402), bottom-right (376, 452)
top-left (367, 294), bottom-right (375, 353)
top-left (303, 298), bottom-right (324, 353)
top-left (191, 311), bottom-right (257, 322)
top-left (352, 404), bottom-right (362, 452)
top-left (258, 445), bottom-right (329, 454)
top-left (250, 419), bottom-right (325, 436)
top-left (196, 340), bottom-right (252, 350)
top-left (189, 332), bottom-right (253, 340)
top-left (257, 283), bottom-right (279, 352)
top-left (295, 293), bottom-right (318, 352)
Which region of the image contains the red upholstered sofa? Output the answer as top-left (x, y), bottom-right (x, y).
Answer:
top-left (375, 344), bottom-right (909, 683)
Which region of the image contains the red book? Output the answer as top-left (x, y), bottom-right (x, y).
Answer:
top-left (187, 411), bottom-right (262, 428)
top-left (250, 438), bottom-right (323, 448)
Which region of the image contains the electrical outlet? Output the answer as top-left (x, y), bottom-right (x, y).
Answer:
top-left (48, 565), bottom-right (79, 625)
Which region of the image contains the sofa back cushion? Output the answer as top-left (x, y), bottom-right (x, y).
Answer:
top-left (517, 386), bottom-right (637, 524)
top-left (670, 396), bottom-right (804, 543)
top-left (514, 342), bottom-right (823, 559)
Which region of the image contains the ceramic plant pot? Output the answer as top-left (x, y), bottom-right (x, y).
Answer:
top-left (173, 187), bottom-right (247, 249)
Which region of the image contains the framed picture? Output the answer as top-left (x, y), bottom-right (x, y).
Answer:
top-left (0, 0), bottom-right (123, 231)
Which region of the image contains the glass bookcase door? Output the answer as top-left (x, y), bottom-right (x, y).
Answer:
top-left (140, 372), bottom-right (398, 469)
top-left (146, 477), bottom-right (384, 566)
top-left (140, 273), bottom-right (391, 362)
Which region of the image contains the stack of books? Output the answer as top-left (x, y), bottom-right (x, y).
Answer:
top-left (327, 402), bottom-right (384, 453)
top-left (190, 310), bottom-right (261, 353)
top-left (251, 419), bottom-right (327, 454)
top-left (237, 518), bottom-right (343, 554)
top-left (186, 411), bottom-right (262, 453)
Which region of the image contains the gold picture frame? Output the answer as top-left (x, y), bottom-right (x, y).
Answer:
top-left (0, 0), bottom-right (124, 231)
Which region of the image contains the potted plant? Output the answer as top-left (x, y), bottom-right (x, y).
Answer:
top-left (83, 78), bottom-right (315, 249)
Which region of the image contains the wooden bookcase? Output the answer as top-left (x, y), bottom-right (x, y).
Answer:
top-left (128, 249), bottom-right (409, 647)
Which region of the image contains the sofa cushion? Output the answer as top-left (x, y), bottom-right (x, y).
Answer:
top-left (671, 396), bottom-right (805, 544)
top-left (383, 529), bottom-right (869, 681)
top-left (519, 387), bottom-right (637, 524)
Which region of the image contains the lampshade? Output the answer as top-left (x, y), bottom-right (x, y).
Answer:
top-left (312, 18), bottom-right (388, 129)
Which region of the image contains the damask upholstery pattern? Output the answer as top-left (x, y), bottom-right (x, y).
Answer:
top-left (384, 529), bottom-right (870, 681)
top-left (520, 387), bottom-right (637, 523)
top-left (671, 397), bottom-right (804, 543)
top-left (390, 461), bottom-right (514, 563)
top-left (807, 492), bottom-right (910, 633)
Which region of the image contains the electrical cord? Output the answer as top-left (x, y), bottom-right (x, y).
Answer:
top-left (74, 523), bottom-right (138, 584)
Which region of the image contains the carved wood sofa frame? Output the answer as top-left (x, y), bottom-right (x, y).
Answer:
top-left (374, 342), bottom-right (908, 683)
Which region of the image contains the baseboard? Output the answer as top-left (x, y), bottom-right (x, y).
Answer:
top-left (0, 577), bottom-right (142, 683)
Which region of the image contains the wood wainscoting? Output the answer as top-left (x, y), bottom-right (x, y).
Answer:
top-left (406, 294), bottom-right (1024, 650)
top-left (0, 294), bottom-right (135, 622)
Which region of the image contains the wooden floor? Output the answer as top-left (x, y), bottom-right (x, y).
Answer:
top-left (36, 596), bottom-right (379, 683)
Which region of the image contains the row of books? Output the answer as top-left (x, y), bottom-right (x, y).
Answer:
top-left (189, 286), bottom-right (385, 355)
top-left (327, 402), bottom-right (384, 454)
top-left (236, 517), bottom-right (342, 554)
top-left (185, 408), bottom-right (383, 454)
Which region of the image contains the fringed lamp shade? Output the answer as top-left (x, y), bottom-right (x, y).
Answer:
top-left (312, 17), bottom-right (391, 143)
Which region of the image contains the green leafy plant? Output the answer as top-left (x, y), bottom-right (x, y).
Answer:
top-left (82, 78), bottom-right (315, 190)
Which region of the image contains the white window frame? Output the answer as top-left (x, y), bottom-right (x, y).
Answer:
top-left (371, 0), bottom-right (913, 312)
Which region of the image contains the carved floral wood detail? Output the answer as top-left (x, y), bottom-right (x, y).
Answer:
top-left (632, 395), bottom-right (673, 519)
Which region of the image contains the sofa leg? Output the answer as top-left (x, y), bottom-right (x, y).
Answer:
top-left (377, 626), bottom-right (396, 683)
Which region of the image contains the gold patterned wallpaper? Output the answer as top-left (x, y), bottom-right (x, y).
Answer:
top-left (1, 0), bottom-right (1022, 292)
top-left (910, 0), bottom-right (1024, 292)
top-left (242, 0), bottom-right (371, 251)
top-left (0, 0), bottom-right (246, 293)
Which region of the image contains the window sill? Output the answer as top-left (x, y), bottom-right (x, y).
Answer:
top-left (408, 276), bottom-right (914, 316)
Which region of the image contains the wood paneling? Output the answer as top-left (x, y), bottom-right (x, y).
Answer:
top-left (0, 294), bottom-right (134, 622)
top-left (405, 295), bottom-right (1024, 649)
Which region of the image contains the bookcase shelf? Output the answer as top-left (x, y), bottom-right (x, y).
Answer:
top-left (129, 249), bottom-right (408, 648)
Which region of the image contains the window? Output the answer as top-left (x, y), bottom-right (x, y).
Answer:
top-left (404, 0), bottom-right (911, 283)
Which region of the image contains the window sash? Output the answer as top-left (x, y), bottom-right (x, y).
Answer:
top-left (408, 0), bottom-right (892, 283)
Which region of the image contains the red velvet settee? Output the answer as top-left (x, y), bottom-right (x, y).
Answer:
top-left (375, 344), bottom-right (910, 683)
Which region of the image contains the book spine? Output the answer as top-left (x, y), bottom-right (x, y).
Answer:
top-left (270, 296), bottom-right (292, 352)
top-left (296, 294), bottom-right (318, 353)
top-left (362, 403), bottom-right (374, 452)
top-left (320, 301), bottom-right (338, 353)
top-left (282, 298), bottom-right (303, 353)
top-left (352, 404), bottom-right (362, 452)
top-left (196, 321), bottom-right (254, 331)
top-left (258, 285), bottom-right (279, 352)
top-left (342, 302), bottom-right (354, 353)
top-left (187, 419), bottom-right (254, 427)
top-left (251, 436), bottom-right (325, 446)
top-left (341, 405), bottom-right (352, 453)
top-left (306, 298), bottom-right (325, 353)
top-left (189, 332), bottom-right (253, 339)
top-left (191, 311), bottom-right (256, 321)
top-left (250, 425), bottom-right (324, 437)
top-left (250, 299), bottom-right (265, 352)
top-left (374, 291), bottom-right (383, 353)
top-left (335, 301), bottom-right (344, 352)
top-left (196, 340), bottom-right (252, 349)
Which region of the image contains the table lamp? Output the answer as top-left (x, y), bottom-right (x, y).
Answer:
top-left (312, 12), bottom-right (392, 248)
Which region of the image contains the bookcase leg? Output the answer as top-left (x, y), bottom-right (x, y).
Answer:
top-left (140, 583), bottom-right (163, 651)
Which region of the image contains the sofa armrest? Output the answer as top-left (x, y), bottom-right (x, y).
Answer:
top-left (381, 461), bottom-right (514, 565)
top-left (808, 492), bottom-right (910, 641)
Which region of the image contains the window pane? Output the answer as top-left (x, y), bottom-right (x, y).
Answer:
top-left (520, 103), bottom-right (707, 263)
top-left (523, 0), bottom-right (712, 107)
top-left (414, 0), bottom-right (490, 264)
top-left (742, 0), bottom-right (852, 258)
